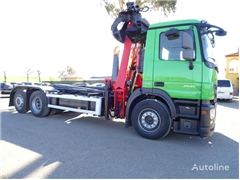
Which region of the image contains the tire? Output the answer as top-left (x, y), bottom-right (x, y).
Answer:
top-left (29, 90), bottom-right (50, 117)
top-left (131, 99), bottom-right (172, 140)
top-left (48, 108), bottom-right (58, 116)
top-left (13, 90), bottom-right (29, 113)
top-left (48, 108), bottom-right (63, 116)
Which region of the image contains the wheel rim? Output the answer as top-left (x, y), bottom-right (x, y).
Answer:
top-left (138, 108), bottom-right (161, 132)
top-left (31, 96), bottom-right (42, 113)
top-left (15, 95), bottom-right (24, 109)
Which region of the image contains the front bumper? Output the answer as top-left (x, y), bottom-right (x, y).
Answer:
top-left (199, 103), bottom-right (216, 137)
top-left (173, 101), bottom-right (216, 137)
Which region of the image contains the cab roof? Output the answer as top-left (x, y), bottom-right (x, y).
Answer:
top-left (149, 19), bottom-right (201, 29)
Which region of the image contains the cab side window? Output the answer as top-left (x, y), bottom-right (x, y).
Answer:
top-left (159, 31), bottom-right (194, 61)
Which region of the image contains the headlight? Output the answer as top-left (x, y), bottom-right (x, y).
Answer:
top-left (210, 109), bottom-right (216, 120)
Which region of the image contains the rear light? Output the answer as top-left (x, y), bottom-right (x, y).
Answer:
top-left (230, 92), bottom-right (233, 95)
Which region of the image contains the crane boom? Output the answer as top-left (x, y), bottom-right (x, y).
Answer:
top-left (107, 2), bottom-right (149, 118)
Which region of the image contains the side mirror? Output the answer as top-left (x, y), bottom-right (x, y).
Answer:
top-left (183, 49), bottom-right (195, 60)
top-left (215, 30), bottom-right (227, 36)
top-left (182, 31), bottom-right (195, 70)
top-left (182, 32), bottom-right (195, 60)
top-left (182, 31), bottom-right (193, 49)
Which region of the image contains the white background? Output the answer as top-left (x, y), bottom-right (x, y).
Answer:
top-left (0, 0), bottom-right (239, 78)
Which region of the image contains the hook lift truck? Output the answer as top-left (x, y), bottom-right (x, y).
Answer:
top-left (9, 2), bottom-right (226, 139)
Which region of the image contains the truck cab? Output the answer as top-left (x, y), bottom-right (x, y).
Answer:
top-left (144, 20), bottom-right (216, 100)
top-left (142, 19), bottom-right (218, 135)
top-left (124, 19), bottom-right (226, 139)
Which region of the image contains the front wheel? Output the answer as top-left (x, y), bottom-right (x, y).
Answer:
top-left (131, 99), bottom-right (172, 140)
top-left (29, 91), bottom-right (50, 117)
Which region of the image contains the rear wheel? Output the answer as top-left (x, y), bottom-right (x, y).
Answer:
top-left (48, 108), bottom-right (58, 116)
top-left (131, 99), bottom-right (172, 140)
top-left (13, 90), bottom-right (29, 113)
top-left (29, 91), bottom-right (50, 117)
top-left (48, 109), bottom-right (64, 116)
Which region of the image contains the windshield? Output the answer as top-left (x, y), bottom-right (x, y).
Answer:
top-left (201, 34), bottom-right (217, 66)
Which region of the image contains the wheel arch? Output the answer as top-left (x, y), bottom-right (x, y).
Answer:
top-left (125, 88), bottom-right (177, 127)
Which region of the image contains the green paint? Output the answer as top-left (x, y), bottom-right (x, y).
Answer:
top-left (142, 19), bottom-right (217, 101)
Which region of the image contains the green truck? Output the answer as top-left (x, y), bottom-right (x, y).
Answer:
top-left (9, 2), bottom-right (226, 139)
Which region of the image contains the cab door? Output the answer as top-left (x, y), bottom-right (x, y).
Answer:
top-left (152, 25), bottom-right (202, 100)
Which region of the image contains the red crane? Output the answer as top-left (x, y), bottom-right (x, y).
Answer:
top-left (104, 2), bottom-right (149, 118)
